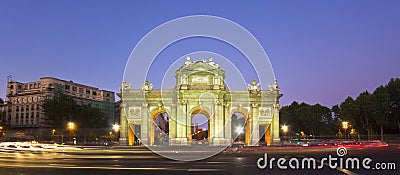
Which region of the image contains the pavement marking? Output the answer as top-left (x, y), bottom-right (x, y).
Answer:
top-left (187, 168), bottom-right (225, 172)
top-left (139, 164), bottom-right (174, 167)
top-left (206, 161), bottom-right (228, 164)
top-left (315, 159), bottom-right (359, 175)
top-left (298, 155), bottom-right (360, 175)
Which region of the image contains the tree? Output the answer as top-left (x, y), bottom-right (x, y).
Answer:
top-left (280, 101), bottom-right (336, 137)
top-left (43, 95), bottom-right (77, 128)
top-left (355, 91), bottom-right (375, 140)
top-left (371, 86), bottom-right (391, 141)
top-left (386, 78), bottom-right (400, 133)
top-left (43, 94), bottom-right (109, 143)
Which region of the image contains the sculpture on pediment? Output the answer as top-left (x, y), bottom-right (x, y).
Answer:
top-left (120, 80), bottom-right (132, 92)
top-left (247, 80), bottom-right (260, 93)
top-left (141, 80), bottom-right (153, 91)
top-left (268, 80), bottom-right (280, 91)
top-left (208, 58), bottom-right (219, 68)
top-left (185, 56), bottom-right (191, 65)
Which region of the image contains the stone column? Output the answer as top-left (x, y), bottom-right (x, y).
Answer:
top-left (212, 100), bottom-right (226, 145)
top-left (250, 103), bottom-right (260, 146)
top-left (119, 103), bottom-right (128, 145)
top-left (272, 104), bottom-right (280, 145)
top-left (186, 104), bottom-right (192, 143)
top-left (141, 105), bottom-right (149, 146)
top-left (172, 100), bottom-right (188, 145)
top-left (224, 103), bottom-right (231, 143)
top-left (168, 104), bottom-right (177, 145)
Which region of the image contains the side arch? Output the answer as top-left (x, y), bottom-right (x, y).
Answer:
top-left (230, 109), bottom-right (251, 146)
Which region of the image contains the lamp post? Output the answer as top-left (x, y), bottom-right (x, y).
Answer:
top-left (67, 122), bottom-right (76, 145)
top-left (113, 124), bottom-right (120, 142)
top-left (342, 121), bottom-right (349, 140)
top-left (282, 125), bottom-right (288, 144)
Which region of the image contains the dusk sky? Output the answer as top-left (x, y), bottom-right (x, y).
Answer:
top-left (1, 1), bottom-right (399, 107)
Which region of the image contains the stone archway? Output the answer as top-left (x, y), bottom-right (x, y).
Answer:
top-left (190, 107), bottom-right (211, 144)
top-left (231, 110), bottom-right (250, 146)
top-left (119, 58), bottom-right (282, 147)
top-left (150, 109), bottom-right (169, 146)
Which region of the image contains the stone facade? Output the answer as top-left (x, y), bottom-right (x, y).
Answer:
top-left (4, 77), bottom-right (115, 135)
top-left (119, 58), bottom-right (281, 146)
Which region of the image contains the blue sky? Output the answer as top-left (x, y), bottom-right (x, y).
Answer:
top-left (1, 0), bottom-right (399, 107)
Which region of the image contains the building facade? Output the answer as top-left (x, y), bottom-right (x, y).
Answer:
top-left (119, 58), bottom-right (281, 146)
top-left (4, 77), bottom-right (115, 136)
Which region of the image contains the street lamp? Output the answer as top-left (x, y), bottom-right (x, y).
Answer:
top-left (67, 122), bottom-right (76, 145)
top-left (113, 124), bottom-right (120, 142)
top-left (113, 124), bottom-right (120, 132)
top-left (68, 122), bottom-right (75, 131)
top-left (282, 125), bottom-right (288, 133)
top-left (281, 125), bottom-right (289, 144)
top-left (342, 121), bottom-right (349, 139)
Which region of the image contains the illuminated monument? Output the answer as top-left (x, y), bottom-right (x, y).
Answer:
top-left (119, 57), bottom-right (281, 146)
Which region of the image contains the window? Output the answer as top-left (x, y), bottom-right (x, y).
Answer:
top-left (29, 84), bottom-right (33, 89)
top-left (72, 86), bottom-right (77, 91)
top-left (65, 85), bottom-right (70, 90)
top-left (106, 93), bottom-right (110, 97)
top-left (86, 89), bottom-right (91, 95)
top-left (10, 85), bottom-right (14, 89)
top-left (79, 88), bottom-right (84, 93)
top-left (92, 91), bottom-right (97, 96)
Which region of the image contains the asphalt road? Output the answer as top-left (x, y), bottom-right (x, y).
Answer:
top-left (0, 145), bottom-right (398, 175)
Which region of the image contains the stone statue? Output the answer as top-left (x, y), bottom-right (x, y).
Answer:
top-left (185, 56), bottom-right (191, 65)
top-left (247, 80), bottom-right (260, 92)
top-left (268, 80), bottom-right (280, 91)
top-left (120, 80), bottom-right (132, 92)
top-left (141, 80), bottom-right (153, 91)
top-left (208, 58), bottom-right (219, 68)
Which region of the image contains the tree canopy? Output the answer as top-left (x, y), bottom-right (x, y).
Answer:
top-left (280, 101), bottom-right (339, 137)
top-left (43, 94), bottom-right (109, 130)
top-left (281, 78), bottom-right (400, 140)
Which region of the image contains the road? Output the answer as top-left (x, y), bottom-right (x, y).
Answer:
top-left (0, 145), bottom-right (398, 175)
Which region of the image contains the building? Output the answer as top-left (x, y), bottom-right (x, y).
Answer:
top-left (4, 77), bottom-right (115, 136)
top-left (119, 57), bottom-right (281, 146)
top-left (0, 98), bottom-right (6, 127)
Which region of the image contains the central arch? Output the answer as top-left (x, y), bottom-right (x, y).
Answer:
top-left (190, 107), bottom-right (211, 144)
